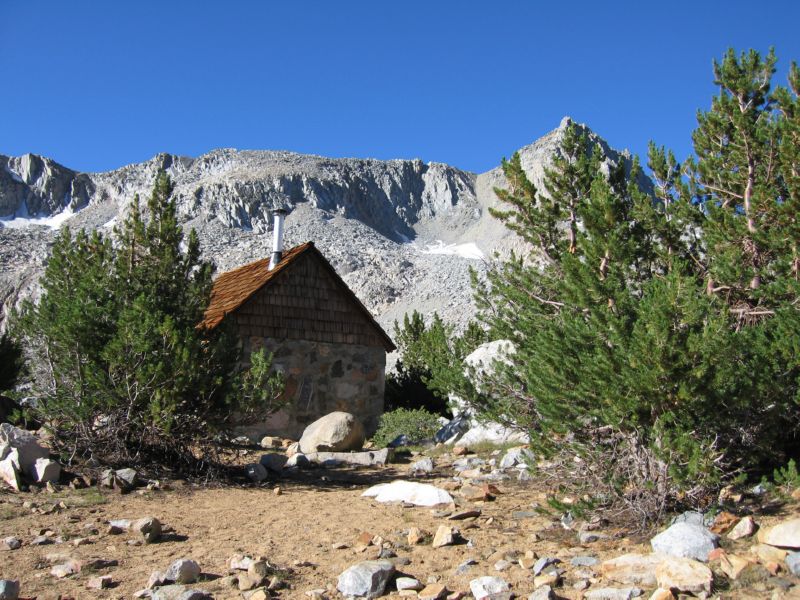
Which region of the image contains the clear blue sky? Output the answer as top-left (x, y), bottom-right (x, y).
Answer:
top-left (2, 2), bottom-right (798, 175)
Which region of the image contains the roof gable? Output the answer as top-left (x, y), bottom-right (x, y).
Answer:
top-left (201, 242), bottom-right (395, 352)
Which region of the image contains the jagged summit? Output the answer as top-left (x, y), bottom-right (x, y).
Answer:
top-left (0, 120), bottom-right (649, 338)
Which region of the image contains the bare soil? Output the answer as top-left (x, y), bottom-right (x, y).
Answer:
top-left (0, 448), bottom-right (798, 600)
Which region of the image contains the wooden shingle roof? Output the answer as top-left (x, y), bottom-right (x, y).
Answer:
top-left (200, 242), bottom-right (395, 351)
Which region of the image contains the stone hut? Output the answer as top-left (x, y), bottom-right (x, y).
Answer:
top-left (201, 231), bottom-right (395, 439)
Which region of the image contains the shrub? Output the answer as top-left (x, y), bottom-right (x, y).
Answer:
top-left (372, 408), bottom-right (442, 448)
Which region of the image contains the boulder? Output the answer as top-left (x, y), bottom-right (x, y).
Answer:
top-left (757, 517), bottom-right (800, 549)
top-left (336, 560), bottom-right (395, 599)
top-left (654, 556), bottom-right (713, 595)
top-left (0, 580), bottom-right (19, 600)
top-left (33, 457), bottom-right (61, 484)
top-left (299, 411), bottom-right (365, 454)
top-left (0, 423), bottom-right (48, 477)
top-left (259, 453), bottom-right (288, 472)
top-left (131, 517), bottom-right (162, 543)
top-left (246, 463), bottom-right (268, 483)
top-left (650, 522), bottom-right (718, 561)
top-left (115, 467), bottom-right (139, 487)
top-left (469, 576), bottom-right (510, 600)
top-left (362, 480), bottom-right (454, 506)
top-left (454, 421), bottom-right (530, 447)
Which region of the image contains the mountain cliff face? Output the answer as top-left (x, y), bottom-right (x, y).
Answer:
top-left (0, 118), bottom-right (646, 343)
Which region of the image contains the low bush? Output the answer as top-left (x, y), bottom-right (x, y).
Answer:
top-left (371, 408), bottom-right (442, 448)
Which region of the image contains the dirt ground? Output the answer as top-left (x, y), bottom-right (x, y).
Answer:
top-left (1, 448), bottom-right (799, 600)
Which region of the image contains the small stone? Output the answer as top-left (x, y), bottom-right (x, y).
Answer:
top-left (571, 555), bottom-right (598, 567)
top-left (533, 572), bottom-right (560, 588)
top-left (710, 511), bottom-right (739, 534)
top-left (0, 580), bottom-right (20, 600)
top-left (448, 509), bottom-right (482, 520)
top-left (573, 579), bottom-right (590, 591)
top-left (528, 585), bottom-right (554, 600)
top-left (396, 577), bottom-right (423, 591)
top-left (786, 551), bottom-right (800, 576)
top-left (164, 559), bottom-right (201, 584)
top-left (655, 555), bottom-right (713, 594)
top-left (494, 559), bottom-right (512, 571)
top-left (647, 590), bottom-right (675, 600)
top-left (33, 458), bottom-right (61, 484)
top-left (86, 575), bottom-right (113, 590)
top-left (533, 556), bottom-right (560, 576)
top-left (579, 530), bottom-right (609, 544)
top-left (728, 516), bottom-right (757, 540)
top-left (600, 553), bottom-right (661, 587)
top-left (1, 537), bottom-right (21, 550)
top-left (583, 587), bottom-right (643, 600)
top-left (432, 525), bottom-right (456, 548)
top-left (469, 576), bottom-right (509, 600)
top-left (131, 516), bottom-right (162, 543)
top-left (460, 484), bottom-right (490, 501)
top-left (229, 554), bottom-right (255, 571)
top-left (273, 486), bottom-right (282, 495)
top-left (519, 556), bottom-right (537, 569)
top-left (718, 553), bottom-right (753, 579)
top-left (115, 467), bottom-right (139, 487)
top-left (50, 559), bottom-right (81, 578)
top-left (407, 527), bottom-right (425, 545)
top-left (456, 558), bottom-right (478, 575)
top-left (410, 457), bottom-right (434, 473)
top-left (418, 583), bottom-right (448, 599)
top-left (336, 560), bottom-right (395, 599)
top-left (247, 560), bottom-right (270, 586)
top-left (453, 446), bottom-right (469, 456)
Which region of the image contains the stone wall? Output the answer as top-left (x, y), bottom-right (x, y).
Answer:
top-left (235, 336), bottom-right (386, 440)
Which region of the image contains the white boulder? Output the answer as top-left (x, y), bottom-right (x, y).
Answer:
top-left (0, 423), bottom-right (49, 478)
top-left (299, 411), bottom-right (365, 454)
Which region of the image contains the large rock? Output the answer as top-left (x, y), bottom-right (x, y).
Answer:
top-left (583, 588), bottom-right (642, 600)
top-left (757, 518), bottom-right (800, 549)
top-left (650, 522), bottom-right (718, 561)
top-left (164, 559), bottom-right (201, 584)
top-left (362, 480), bottom-right (454, 506)
top-left (654, 556), bottom-right (713, 595)
top-left (336, 560), bottom-right (395, 599)
top-left (307, 448), bottom-right (393, 467)
top-left (0, 423), bottom-right (49, 477)
top-left (299, 411), bottom-right (365, 454)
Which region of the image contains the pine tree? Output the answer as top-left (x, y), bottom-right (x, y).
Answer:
top-left (15, 171), bottom-right (283, 471)
top-left (0, 332), bottom-right (25, 392)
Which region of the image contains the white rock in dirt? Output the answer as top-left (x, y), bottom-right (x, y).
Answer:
top-left (432, 525), bottom-right (456, 548)
top-left (299, 411), bottom-right (365, 454)
top-left (454, 422), bottom-right (530, 447)
top-left (0, 423), bottom-right (49, 476)
top-left (246, 463), bottom-right (268, 483)
top-left (757, 518), bottom-right (800, 549)
top-left (362, 480), bottom-right (454, 506)
top-left (50, 559), bottom-right (81, 578)
top-left (0, 450), bottom-right (21, 490)
top-left (410, 457), bottom-right (434, 473)
top-left (336, 559), bottom-right (395, 599)
top-left (583, 588), bottom-right (642, 600)
top-left (33, 457), bottom-right (60, 484)
top-left (228, 554), bottom-right (255, 571)
top-left (654, 556), bottom-right (713, 595)
top-left (164, 559), bottom-right (202, 584)
top-left (600, 553), bottom-right (661, 587)
top-left (499, 447), bottom-right (534, 470)
top-left (115, 467), bottom-right (139, 487)
top-left (285, 452), bottom-right (310, 468)
top-left (0, 580), bottom-right (20, 600)
top-left (650, 522), bottom-right (718, 561)
top-left (469, 576), bottom-right (510, 600)
top-left (396, 576), bottom-right (423, 591)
